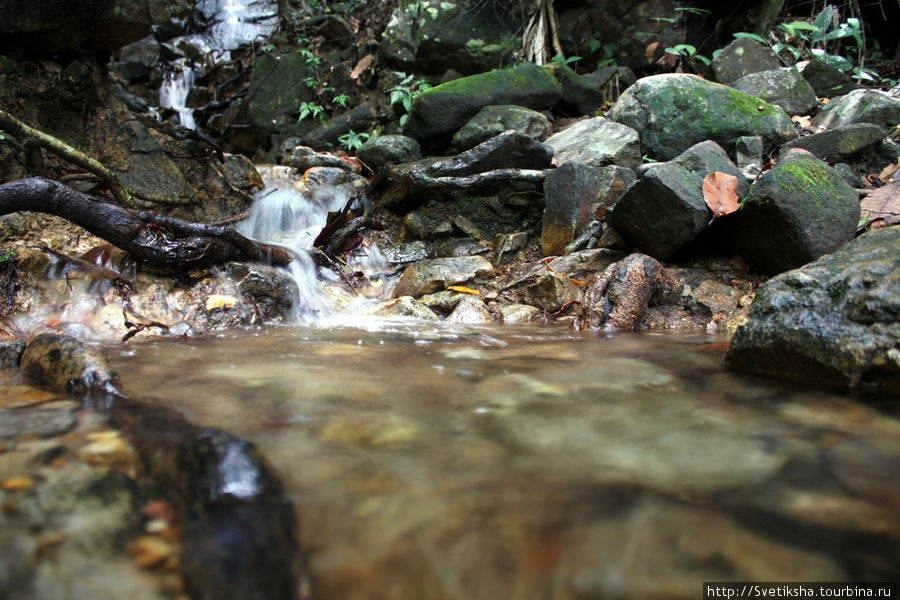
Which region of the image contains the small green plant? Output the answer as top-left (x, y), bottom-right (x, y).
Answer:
top-left (0, 250), bottom-right (16, 262)
top-left (338, 130), bottom-right (371, 152)
top-left (298, 101), bottom-right (327, 123)
top-left (333, 94), bottom-right (350, 108)
top-left (664, 43), bottom-right (710, 66)
top-left (551, 54), bottom-right (581, 67)
top-left (0, 130), bottom-right (5, 141)
top-left (260, 43), bottom-right (276, 53)
top-left (388, 73), bottom-right (433, 127)
top-left (674, 6), bottom-right (711, 15)
top-left (642, 154), bottom-right (658, 163)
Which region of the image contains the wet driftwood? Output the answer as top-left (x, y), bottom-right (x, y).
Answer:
top-left (0, 177), bottom-right (290, 270)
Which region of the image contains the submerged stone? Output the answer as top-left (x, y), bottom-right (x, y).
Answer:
top-left (727, 225), bottom-right (900, 396)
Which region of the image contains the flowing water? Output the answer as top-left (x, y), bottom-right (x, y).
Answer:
top-left (106, 322), bottom-right (900, 598)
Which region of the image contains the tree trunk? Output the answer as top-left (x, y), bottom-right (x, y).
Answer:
top-left (0, 177), bottom-right (290, 270)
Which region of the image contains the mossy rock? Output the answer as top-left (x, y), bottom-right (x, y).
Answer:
top-left (246, 51), bottom-right (316, 139)
top-left (812, 89), bottom-right (900, 131)
top-left (403, 63), bottom-right (561, 152)
top-left (607, 73), bottom-right (796, 161)
top-left (728, 149), bottom-right (859, 274)
top-left (731, 67), bottom-right (818, 116)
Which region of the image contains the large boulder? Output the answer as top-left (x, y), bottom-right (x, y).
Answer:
top-left (607, 74), bottom-right (796, 161)
top-left (797, 58), bottom-right (857, 98)
top-left (451, 105), bottom-right (550, 152)
top-left (541, 163), bottom-right (606, 256)
top-left (544, 117), bottom-right (641, 169)
top-left (812, 89), bottom-right (900, 130)
top-left (726, 226), bottom-right (900, 396)
top-left (544, 62), bottom-right (605, 116)
top-left (393, 256), bottom-right (494, 297)
top-left (711, 38), bottom-right (783, 84)
top-left (0, 0), bottom-right (190, 55)
top-left (728, 149), bottom-right (859, 274)
top-left (780, 123), bottom-right (888, 164)
top-left (403, 63), bottom-right (561, 151)
top-left (380, 0), bottom-right (522, 75)
top-left (608, 141), bottom-right (747, 260)
top-left (246, 51), bottom-right (317, 140)
top-left (731, 67), bottom-right (818, 116)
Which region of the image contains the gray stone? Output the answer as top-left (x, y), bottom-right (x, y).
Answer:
top-left (541, 163), bottom-right (605, 256)
top-left (834, 163), bottom-right (861, 188)
top-left (393, 256), bottom-right (494, 297)
top-left (451, 105), bottom-right (550, 152)
top-left (798, 58), bottom-right (857, 98)
top-left (735, 135), bottom-right (765, 182)
top-left (780, 123), bottom-right (888, 164)
top-left (525, 273), bottom-right (579, 312)
top-left (542, 248), bottom-right (626, 281)
top-left (731, 67), bottom-right (818, 116)
top-left (726, 226), bottom-right (900, 396)
top-left (729, 149), bottom-right (860, 274)
top-left (422, 131), bottom-right (554, 178)
top-left (608, 141), bottom-right (747, 260)
top-left (357, 135), bottom-right (422, 171)
top-left (281, 147), bottom-right (349, 171)
top-left (812, 89), bottom-right (900, 131)
top-left (247, 51), bottom-right (316, 139)
top-left (607, 74), bottom-right (796, 161)
top-left (711, 38), bottom-right (783, 84)
top-left (545, 62), bottom-right (605, 116)
top-left (594, 166), bottom-right (637, 219)
top-left (403, 63), bottom-right (561, 151)
top-left (229, 263), bottom-right (299, 321)
top-left (0, 340), bottom-right (24, 368)
top-left (544, 117), bottom-right (641, 169)
top-left (380, 0), bottom-right (522, 75)
top-left (375, 296), bottom-right (440, 320)
top-left (493, 232), bottom-right (529, 264)
top-left (499, 304), bottom-right (541, 323)
top-left (445, 296), bottom-right (493, 324)
top-left (0, 409), bottom-right (76, 438)
top-left (381, 241), bottom-right (430, 264)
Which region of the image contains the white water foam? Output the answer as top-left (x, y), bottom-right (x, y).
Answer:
top-left (159, 59), bottom-right (197, 129)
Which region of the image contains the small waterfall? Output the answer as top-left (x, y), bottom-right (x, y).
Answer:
top-left (238, 179), bottom-right (358, 317)
top-left (159, 60), bottom-right (197, 129)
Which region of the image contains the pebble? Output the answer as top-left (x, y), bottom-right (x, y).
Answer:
top-left (0, 408), bottom-right (77, 438)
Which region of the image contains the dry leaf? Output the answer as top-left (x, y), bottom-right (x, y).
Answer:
top-left (645, 42), bottom-right (661, 61)
top-left (792, 115), bottom-right (812, 128)
top-left (657, 52), bottom-right (678, 69)
top-left (447, 285), bottom-right (479, 295)
top-left (350, 53), bottom-right (375, 79)
top-left (878, 158), bottom-right (900, 183)
top-left (859, 180), bottom-right (900, 231)
top-left (702, 171), bottom-right (741, 219)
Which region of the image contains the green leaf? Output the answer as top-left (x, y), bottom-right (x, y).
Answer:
top-left (674, 6), bottom-right (711, 14)
top-left (652, 17), bottom-right (676, 24)
top-left (694, 55), bottom-right (711, 66)
top-left (733, 32), bottom-right (769, 46)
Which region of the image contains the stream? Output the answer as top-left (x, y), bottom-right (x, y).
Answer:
top-left (105, 322), bottom-right (900, 596)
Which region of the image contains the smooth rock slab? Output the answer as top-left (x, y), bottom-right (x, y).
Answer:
top-left (393, 256), bottom-right (494, 297)
top-left (729, 149), bottom-right (860, 274)
top-left (780, 123), bottom-right (887, 164)
top-left (403, 63), bottom-right (561, 151)
top-left (711, 38), bottom-right (783, 84)
top-left (727, 225), bottom-right (900, 396)
top-left (813, 88), bottom-right (900, 130)
top-left (543, 117), bottom-right (640, 169)
top-left (451, 105), bottom-right (550, 152)
top-left (607, 73), bottom-right (795, 161)
top-left (731, 67), bottom-right (818, 116)
top-left (357, 135), bottom-right (422, 171)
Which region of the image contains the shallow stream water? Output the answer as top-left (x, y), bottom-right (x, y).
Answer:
top-left (106, 321), bottom-right (900, 598)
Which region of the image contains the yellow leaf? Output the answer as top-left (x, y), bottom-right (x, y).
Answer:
top-left (702, 172), bottom-right (741, 219)
top-left (447, 286), bottom-right (480, 295)
top-left (205, 294), bottom-right (239, 311)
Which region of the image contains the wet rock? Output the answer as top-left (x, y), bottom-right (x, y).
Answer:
top-left (607, 74), bottom-right (796, 161)
top-left (834, 163), bottom-right (861, 188)
top-left (451, 105), bottom-right (550, 152)
top-left (281, 146), bottom-right (349, 171)
top-left (418, 290), bottom-right (468, 313)
top-left (421, 131), bottom-right (553, 178)
top-left (0, 340), bottom-right (24, 368)
top-left (445, 296), bottom-right (493, 324)
top-left (302, 104), bottom-right (377, 151)
top-left (812, 89), bottom-right (900, 130)
top-left (608, 141), bottom-right (746, 260)
top-left (525, 273), bottom-right (579, 313)
top-left (492, 232), bottom-right (529, 264)
top-left (544, 62), bottom-right (605, 116)
top-left (246, 51), bottom-right (316, 139)
top-left (380, 0), bottom-right (522, 75)
top-left (393, 256), bottom-right (494, 298)
top-left (592, 166), bottom-right (637, 220)
top-left (499, 304), bottom-right (541, 323)
top-left (403, 63), bottom-right (561, 151)
top-left (798, 58), bottom-right (857, 98)
top-left (728, 149), bottom-right (859, 274)
top-left (780, 123), bottom-right (888, 163)
top-left (544, 117), bottom-right (641, 169)
top-left (543, 248), bottom-right (626, 281)
top-left (575, 254), bottom-right (681, 331)
top-left (541, 163), bottom-right (606, 256)
top-left (374, 296), bottom-right (440, 320)
top-left (227, 262), bottom-right (299, 321)
top-left (381, 241), bottom-right (430, 265)
top-left (0, 408), bottom-right (77, 438)
top-left (357, 135), bottom-right (422, 171)
top-left (21, 335), bottom-right (121, 399)
top-left (711, 38), bottom-right (784, 84)
top-left (109, 35), bottom-right (161, 81)
top-left (731, 67), bottom-right (818, 116)
top-left (726, 225), bottom-right (900, 396)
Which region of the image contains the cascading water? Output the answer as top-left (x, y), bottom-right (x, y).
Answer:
top-left (159, 59), bottom-right (197, 129)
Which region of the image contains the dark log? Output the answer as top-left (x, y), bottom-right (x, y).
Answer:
top-left (0, 177), bottom-right (290, 270)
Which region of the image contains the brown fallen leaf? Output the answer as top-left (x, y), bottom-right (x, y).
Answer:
top-left (792, 115), bottom-right (812, 128)
top-left (350, 53), bottom-right (375, 80)
top-left (859, 180), bottom-right (900, 231)
top-left (447, 285), bottom-right (479, 295)
top-left (645, 41), bottom-right (661, 61)
top-left (878, 158), bottom-right (900, 183)
top-left (702, 171), bottom-right (741, 219)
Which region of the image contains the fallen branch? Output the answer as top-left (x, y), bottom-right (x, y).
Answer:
top-left (0, 177), bottom-right (290, 270)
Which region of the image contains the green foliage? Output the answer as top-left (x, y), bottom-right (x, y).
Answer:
top-left (0, 250), bottom-right (15, 263)
top-left (664, 44), bottom-right (711, 66)
top-left (642, 154), bottom-right (658, 163)
top-left (333, 94), bottom-right (350, 108)
top-left (551, 54), bottom-right (581, 67)
top-left (388, 72), bottom-right (433, 127)
top-left (674, 7), bottom-right (710, 15)
top-left (0, 129), bottom-right (5, 141)
top-left (338, 130), bottom-right (371, 152)
top-left (260, 43), bottom-right (276, 53)
top-left (298, 101), bottom-right (327, 123)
